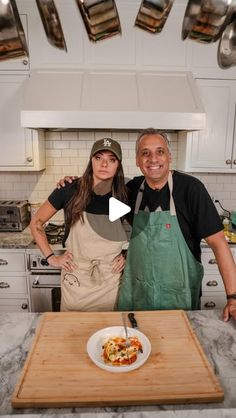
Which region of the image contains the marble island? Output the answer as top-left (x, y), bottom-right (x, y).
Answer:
top-left (1, 310), bottom-right (236, 418)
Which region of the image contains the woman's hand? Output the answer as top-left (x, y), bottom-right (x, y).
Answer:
top-left (223, 299), bottom-right (236, 321)
top-left (56, 176), bottom-right (78, 189)
top-left (111, 253), bottom-right (126, 274)
top-left (47, 251), bottom-right (77, 272)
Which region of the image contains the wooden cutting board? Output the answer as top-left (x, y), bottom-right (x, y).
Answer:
top-left (12, 310), bottom-right (224, 408)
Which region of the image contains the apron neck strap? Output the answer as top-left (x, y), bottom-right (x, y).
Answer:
top-left (134, 171), bottom-right (176, 216)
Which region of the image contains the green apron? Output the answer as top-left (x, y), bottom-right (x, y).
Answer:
top-left (118, 172), bottom-right (204, 311)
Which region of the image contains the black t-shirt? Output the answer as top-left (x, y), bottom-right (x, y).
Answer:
top-left (126, 170), bottom-right (223, 261)
top-left (48, 179), bottom-right (111, 244)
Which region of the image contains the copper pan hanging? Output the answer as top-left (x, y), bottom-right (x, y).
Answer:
top-left (75, 0), bottom-right (121, 42)
top-left (182, 0), bottom-right (235, 43)
top-left (0, 0), bottom-right (29, 61)
top-left (135, 0), bottom-right (175, 34)
top-left (35, 0), bottom-right (67, 51)
top-left (218, 13), bottom-right (236, 68)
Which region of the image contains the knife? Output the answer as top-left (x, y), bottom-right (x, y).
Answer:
top-left (128, 312), bottom-right (143, 353)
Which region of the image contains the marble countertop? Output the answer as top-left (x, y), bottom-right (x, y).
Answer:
top-left (1, 310), bottom-right (236, 418)
top-left (0, 227), bottom-right (33, 249)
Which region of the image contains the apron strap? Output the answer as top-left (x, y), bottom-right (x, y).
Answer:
top-left (134, 172), bottom-right (176, 216)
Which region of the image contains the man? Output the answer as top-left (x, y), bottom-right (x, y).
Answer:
top-left (57, 128), bottom-right (236, 320)
top-left (117, 128), bottom-right (236, 320)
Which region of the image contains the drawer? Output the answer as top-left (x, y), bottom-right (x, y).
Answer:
top-left (0, 252), bottom-right (26, 272)
top-left (201, 293), bottom-right (226, 310)
top-left (0, 298), bottom-right (29, 312)
top-left (202, 274), bottom-right (225, 292)
top-left (0, 275), bottom-right (27, 296)
top-left (202, 248), bottom-right (234, 273)
top-left (201, 251), bottom-right (219, 272)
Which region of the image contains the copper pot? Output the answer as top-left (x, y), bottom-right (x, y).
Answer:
top-left (0, 0), bottom-right (29, 61)
top-left (75, 0), bottom-right (121, 42)
top-left (135, 0), bottom-right (175, 34)
top-left (182, 0), bottom-right (235, 43)
top-left (35, 0), bottom-right (67, 51)
top-left (218, 13), bottom-right (236, 68)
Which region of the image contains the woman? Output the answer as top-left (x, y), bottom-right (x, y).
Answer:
top-left (30, 138), bottom-right (128, 312)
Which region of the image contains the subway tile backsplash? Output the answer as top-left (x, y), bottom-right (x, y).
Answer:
top-left (1, 130), bottom-right (236, 221)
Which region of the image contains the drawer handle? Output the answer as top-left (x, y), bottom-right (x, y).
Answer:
top-left (206, 280), bottom-right (218, 287)
top-left (204, 301), bottom-right (216, 308)
top-left (0, 281), bottom-right (10, 288)
top-left (0, 259), bottom-right (8, 266)
top-left (208, 259), bottom-right (217, 264)
top-left (21, 303), bottom-right (28, 310)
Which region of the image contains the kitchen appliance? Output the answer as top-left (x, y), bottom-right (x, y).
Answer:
top-left (21, 69), bottom-right (206, 130)
top-left (12, 310), bottom-right (224, 408)
top-left (35, 0), bottom-right (67, 51)
top-left (0, 200), bottom-right (30, 232)
top-left (135, 0), bottom-right (174, 34)
top-left (28, 223), bottom-right (65, 312)
top-left (0, 0), bottom-right (29, 61)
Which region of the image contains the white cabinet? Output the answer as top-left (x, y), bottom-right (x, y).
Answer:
top-left (200, 246), bottom-right (236, 310)
top-left (0, 250), bottom-right (30, 312)
top-left (0, 75), bottom-right (45, 171)
top-left (23, 0), bottom-right (84, 70)
top-left (177, 79), bottom-right (236, 173)
top-left (0, 15), bottom-right (29, 72)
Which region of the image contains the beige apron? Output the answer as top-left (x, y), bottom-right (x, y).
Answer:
top-left (61, 212), bottom-right (127, 312)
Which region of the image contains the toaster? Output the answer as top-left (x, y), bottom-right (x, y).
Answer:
top-left (0, 200), bottom-right (30, 232)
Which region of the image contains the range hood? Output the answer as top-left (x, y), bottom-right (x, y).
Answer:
top-left (21, 70), bottom-right (206, 130)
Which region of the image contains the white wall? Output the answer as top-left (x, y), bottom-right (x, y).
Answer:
top-left (0, 130), bottom-right (236, 220)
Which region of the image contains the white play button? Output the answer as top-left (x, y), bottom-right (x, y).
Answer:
top-left (109, 197), bottom-right (131, 222)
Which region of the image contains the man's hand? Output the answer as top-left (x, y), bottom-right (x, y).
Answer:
top-left (223, 300), bottom-right (236, 321)
top-left (111, 253), bottom-right (126, 273)
top-left (57, 176), bottom-right (78, 189)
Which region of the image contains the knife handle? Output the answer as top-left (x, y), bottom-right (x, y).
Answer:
top-left (128, 312), bottom-right (138, 328)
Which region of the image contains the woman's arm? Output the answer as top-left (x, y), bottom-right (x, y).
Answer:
top-left (30, 201), bottom-right (76, 272)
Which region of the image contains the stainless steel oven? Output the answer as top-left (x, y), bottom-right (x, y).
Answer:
top-left (28, 247), bottom-right (64, 312)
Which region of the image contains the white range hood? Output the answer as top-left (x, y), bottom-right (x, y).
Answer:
top-left (21, 69), bottom-right (206, 130)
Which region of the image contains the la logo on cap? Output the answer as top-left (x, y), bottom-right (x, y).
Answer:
top-left (103, 139), bottom-right (111, 147)
top-left (109, 197), bottom-right (131, 222)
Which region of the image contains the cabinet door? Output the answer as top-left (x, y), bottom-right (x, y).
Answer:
top-left (0, 76), bottom-right (45, 170)
top-left (0, 298), bottom-right (29, 312)
top-left (0, 15), bottom-right (29, 71)
top-left (177, 79), bottom-right (236, 172)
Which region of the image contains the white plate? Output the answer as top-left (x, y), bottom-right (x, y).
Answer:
top-left (87, 326), bottom-right (151, 373)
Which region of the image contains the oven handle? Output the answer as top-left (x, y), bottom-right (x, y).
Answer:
top-left (32, 283), bottom-right (61, 289)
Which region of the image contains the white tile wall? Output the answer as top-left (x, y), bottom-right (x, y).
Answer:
top-left (1, 130), bottom-right (236, 221)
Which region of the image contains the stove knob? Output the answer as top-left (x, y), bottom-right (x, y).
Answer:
top-left (32, 261), bottom-right (37, 267)
top-left (41, 258), bottom-right (49, 266)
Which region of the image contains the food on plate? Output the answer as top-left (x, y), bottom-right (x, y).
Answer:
top-left (102, 336), bottom-right (143, 366)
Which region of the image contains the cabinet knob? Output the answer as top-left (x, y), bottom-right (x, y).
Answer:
top-left (233, 160), bottom-right (236, 165)
top-left (206, 280), bottom-right (218, 286)
top-left (26, 156), bottom-right (33, 162)
top-left (204, 301), bottom-right (216, 308)
top-left (0, 281), bottom-right (10, 288)
top-left (22, 59), bottom-right (28, 66)
top-left (21, 303), bottom-right (28, 310)
top-left (226, 159), bottom-right (232, 165)
top-left (0, 259), bottom-right (8, 266)
top-left (208, 258), bottom-right (217, 264)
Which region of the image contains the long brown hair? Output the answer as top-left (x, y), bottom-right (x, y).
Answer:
top-left (65, 155), bottom-right (127, 228)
